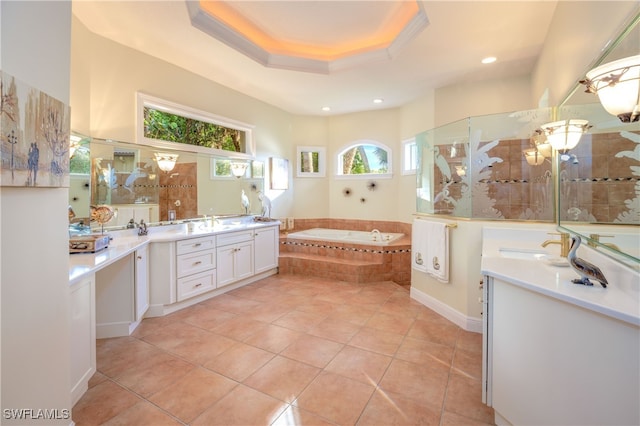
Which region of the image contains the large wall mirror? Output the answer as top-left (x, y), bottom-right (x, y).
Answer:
top-left (557, 11), bottom-right (639, 265)
top-left (69, 137), bottom-right (264, 231)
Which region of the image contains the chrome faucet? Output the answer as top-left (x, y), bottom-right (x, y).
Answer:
top-left (588, 234), bottom-right (620, 251)
top-left (371, 229), bottom-right (382, 241)
top-left (541, 232), bottom-right (571, 257)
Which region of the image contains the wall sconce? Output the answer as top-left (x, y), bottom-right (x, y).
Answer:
top-left (455, 165), bottom-right (466, 177)
top-left (230, 161), bottom-right (249, 178)
top-left (540, 119), bottom-right (590, 152)
top-left (580, 55), bottom-right (640, 123)
top-left (523, 148), bottom-right (545, 166)
top-left (154, 152), bottom-right (179, 172)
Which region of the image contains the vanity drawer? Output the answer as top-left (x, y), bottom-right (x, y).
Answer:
top-left (177, 250), bottom-right (216, 277)
top-left (176, 235), bottom-right (215, 255)
top-left (177, 270), bottom-right (216, 301)
top-left (217, 230), bottom-right (254, 246)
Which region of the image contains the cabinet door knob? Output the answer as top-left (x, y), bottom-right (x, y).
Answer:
top-left (194, 261), bottom-right (202, 265)
top-left (194, 283), bottom-right (202, 287)
top-left (137, 256), bottom-right (142, 260)
top-left (194, 243), bottom-right (202, 247)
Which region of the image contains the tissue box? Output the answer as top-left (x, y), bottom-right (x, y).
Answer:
top-left (69, 234), bottom-right (110, 254)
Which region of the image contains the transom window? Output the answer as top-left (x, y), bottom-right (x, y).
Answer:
top-left (137, 93), bottom-right (255, 157)
top-left (336, 140), bottom-right (392, 177)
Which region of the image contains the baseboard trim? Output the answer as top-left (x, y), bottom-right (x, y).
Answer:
top-left (410, 286), bottom-right (482, 333)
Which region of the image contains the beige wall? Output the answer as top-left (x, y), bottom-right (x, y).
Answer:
top-left (1, 1), bottom-right (72, 422)
top-left (531, 1), bottom-right (639, 107)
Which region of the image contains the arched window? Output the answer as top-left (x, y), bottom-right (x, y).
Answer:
top-left (336, 140), bottom-right (392, 177)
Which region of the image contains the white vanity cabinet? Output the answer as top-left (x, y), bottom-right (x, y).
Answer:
top-left (134, 245), bottom-right (149, 321)
top-left (176, 235), bottom-right (217, 301)
top-left (216, 230), bottom-right (254, 288)
top-left (69, 274), bottom-right (96, 406)
top-left (483, 275), bottom-right (640, 426)
top-left (254, 225), bottom-right (279, 274)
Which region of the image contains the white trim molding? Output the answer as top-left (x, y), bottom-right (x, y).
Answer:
top-left (410, 286), bottom-right (483, 333)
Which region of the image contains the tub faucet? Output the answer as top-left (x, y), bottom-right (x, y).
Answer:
top-left (541, 232), bottom-right (571, 257)
top-left (371, 229), bottom-right (381, 241)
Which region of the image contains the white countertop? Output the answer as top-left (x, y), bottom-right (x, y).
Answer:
top-left (69, 219), bottom-right (280, 285)
top-left (481, 227), bottom-right (640, 327)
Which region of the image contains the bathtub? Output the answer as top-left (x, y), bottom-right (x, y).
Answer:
top-left (286, 228), bottom-right (404, 246)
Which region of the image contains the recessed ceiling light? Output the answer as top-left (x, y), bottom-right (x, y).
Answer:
top-left (373, 98), bottom-right (384, 104)
top-left (321, 106), bottom-right (331, 112)
top-left (482, 56), bottom-right (497, 64)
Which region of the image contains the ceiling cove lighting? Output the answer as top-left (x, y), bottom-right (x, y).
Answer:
top-left (154, 152), bottom-right (179, 172)
top-left (580, 55), bottom-right (640, 123)
top-left (540, 119), bottom-right (590, 152)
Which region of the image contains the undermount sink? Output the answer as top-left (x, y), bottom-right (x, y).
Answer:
top-left (498, 247), bottom-right (550, 260)
top-left (498, 247), bottom-right (570, 267)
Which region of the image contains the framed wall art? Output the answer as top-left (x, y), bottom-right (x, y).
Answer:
top-left (296, 146), bottom-right (326, 177)
top-left (1, 71), bottom-right (71, 187)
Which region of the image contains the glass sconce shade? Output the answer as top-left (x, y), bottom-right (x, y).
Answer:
top-left (154, 152), bottom-right (179, 172)
top-left (230, 161), bottom-right (249, 178)
top-left (524, 148), bottom-right (545, 166)
top-left (540, 119), bottom-right (590, 152)
top-left (455, 165), bottom-right (466, 176)
top-left (582, 55), bottom-right (640, 123)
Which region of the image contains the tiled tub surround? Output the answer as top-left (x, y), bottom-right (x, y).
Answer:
top-left (279, 219), bottom-right (411, 286)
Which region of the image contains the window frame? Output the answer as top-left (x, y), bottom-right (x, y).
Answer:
top-left (402, 137), bottom-right (417, 175)
top-left (136, 92), bottom-right (255, 159)
top-left (335, 140), bottom-right (393, 179)
top-left (296, 146), bottom-right (326, 178)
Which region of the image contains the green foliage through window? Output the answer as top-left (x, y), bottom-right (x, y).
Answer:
top-left (144, 107), bottom-right (245, 152)
top-left (341, 144), bottom-right (388, 174)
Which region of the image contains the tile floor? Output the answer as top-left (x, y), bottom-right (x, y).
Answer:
top-left (72, 274), bottom-right (494, 425)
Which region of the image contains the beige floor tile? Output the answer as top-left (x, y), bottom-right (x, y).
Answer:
top-left (273, 309), bottom-right (328, 332)
top-left (102, 401), bottom-right (181, 426)
top-left (75, 275), bottom-right (491, 426)
top-left (200, 293), bottom-right (263, 313)
top-left (443, 374), bottom-right (495, 424)
top-left (357, 388), bottom-right (442, 425)
top-left (365, 311), bottom-right (415, 335)
top-left (451, 347), bottom-right (483, 381)
top-left (166, 331), bottom-right (237, 366)
top-left (180, 305), bottom-right (238, 330)
top-left (243, 355), bottom-right (321, 403)
top-left (349, 326), bottom-right (404, 356)
top-left (271, 405), bottom-right (336, 426)
top-left (407, 318), bottom-right (460, 347)
top-left (324, 345), bottom-right (392, 386)
top-left (113, 352), bottom-right (194, 398)
top-left (210, 315), bottom-right (270, 341)
top-left (294, 371), bottom-right (375, 425)
top-left (72, 380), bottom-right (140, 425)
top-left (307, 316), bottom-right (362, 343)
top-left (96, 337), bottom-right (163, 379)
top-left (243, 323), bottom-right (302, 353)
top-left (280, 334), bottom-right (344, 368)
top-left (148, 367), bottom-right (238, 423)
top-left (395, 336), bottom-right (454, 372)
top-left (192, 384), bottom-right (288, 425)
top-left (378, 359), bottom-right (449, 407)
top-left (204, 342), bottom-right (275, 381)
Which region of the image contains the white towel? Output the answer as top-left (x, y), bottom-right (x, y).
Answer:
top-left (411, 219), bottom-right (429, 273)
top-left (412, 219), bottom-right (450, 283)
top-left (425, 221), bottom-right (449, 283)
